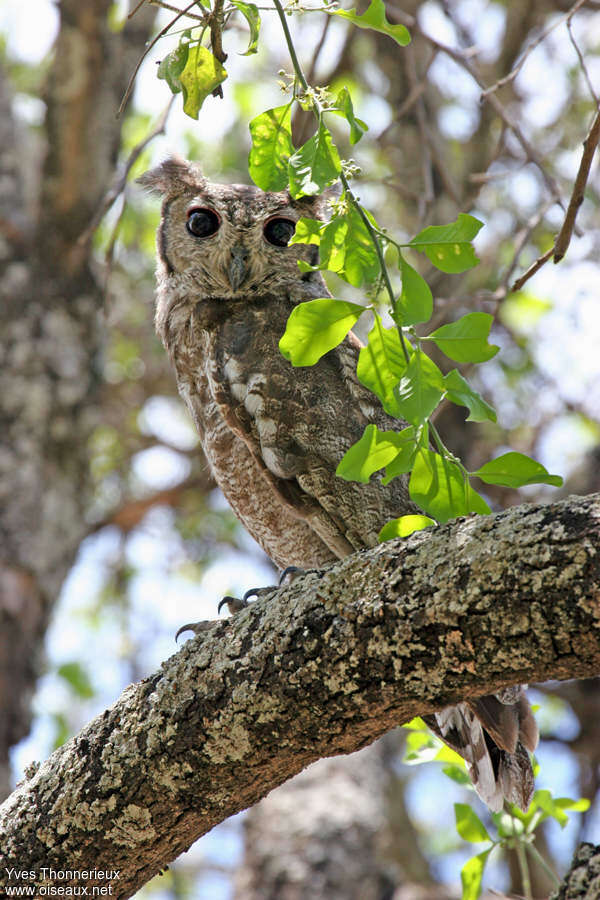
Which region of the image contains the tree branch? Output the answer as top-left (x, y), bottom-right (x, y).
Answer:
top-left (1, 493), bottom-right (599, 897)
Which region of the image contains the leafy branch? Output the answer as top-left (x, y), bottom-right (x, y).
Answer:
top-left (137, 0), bottom-right (563, 528)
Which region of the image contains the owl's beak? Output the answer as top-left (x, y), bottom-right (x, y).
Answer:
top-left (228, 245), bottom-right (249, 291)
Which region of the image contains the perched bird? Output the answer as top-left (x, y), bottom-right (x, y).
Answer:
top-left (139, 157), bottom-right (538, 811)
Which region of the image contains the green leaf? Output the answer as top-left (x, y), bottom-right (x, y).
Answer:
top-left (327, 0), bottom-right (411, 46)
top-left (382, 442), bottom-right (419, 484)
top-left (404, 729), bottom-right (440, 763)
top-left (230, 0), bottom-right (261, 54)
top-left (443, 764), bottom-right (471, 785)
top-left (356, 315), bottom-right (411, 416)
top-left (288, 121), bottom-right (341, 197)
top-left (410, 213), bottom-right (483, 273)
top-left (455, 804), bottom-right (492, 843)
top-left (402, 716), bottom-right (429, 731)
top-left (159, 44), bottom-right (228, 119)
top-left (533, 790), bottom-right (569, 828)
top-left (157, 42), bottom-right (189, 93)
top-left (249, 103), bottom-right (295, 191)
top-left (336, 424), bottom-right (415, 483)
top-left (327, 204), bottom-right (381, 285)
top-left (460, 850), bottom-right (492, 900)
top-left (290, 217), bottom-right (324, 247)
top-left (435, 744), bottom-right (467, 765)
top-left (279, 298), bottom-right (364, 366)
top-left (443, 369), bottom-right (497, 423)
top-left (409, 448), bottom-right (491, 523)
top-left (555, 797), bottom-right (591, 813)
top-left (394, 350), bottom-right (444, 425)
top-left (473, 452), bottom-right (563, 488)
top-left (331, 86), bottom-right (368, 144)
top-left (378, 514), bottom-right (435, 541)
top-left (301, 204), bottom-right (381, 286)
top-left (428, 312), bottom-right (499, 363)
top-left (57, 662), bottom-right (94, 700)
top-left (396, 256), bottom-right (433, 325)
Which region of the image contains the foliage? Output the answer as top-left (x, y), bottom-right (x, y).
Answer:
top-left (403, 717), bottom-right (591, 900)
top-left (151, 0), bottom-right (564, 533)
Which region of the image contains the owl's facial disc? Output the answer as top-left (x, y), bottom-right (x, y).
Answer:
top-left (228, 245), bottom-right (249, 291)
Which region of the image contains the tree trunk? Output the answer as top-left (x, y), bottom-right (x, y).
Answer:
top-left (0, 0), bottom-right (156, 799)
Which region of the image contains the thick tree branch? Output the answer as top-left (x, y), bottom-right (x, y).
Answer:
top-left (0, 492), bottom-right (599, 897)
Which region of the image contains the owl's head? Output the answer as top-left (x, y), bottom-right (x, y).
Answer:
top-left (138, 157), bottom-right (334, 297)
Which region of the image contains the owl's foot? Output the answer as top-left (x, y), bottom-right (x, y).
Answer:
top-left (175, 567), bottom-right (310, 641)
top-left (217, 566), bottom-right (309, 616)
top-left (219, 566), bottom-right (307, 613)
top-left (175, 619), bottom-right (220, 641)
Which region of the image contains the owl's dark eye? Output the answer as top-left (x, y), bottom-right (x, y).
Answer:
top-left (264, 217), bottom-right (296, 247)
top-left (186, 207), bottom-right (220, 238)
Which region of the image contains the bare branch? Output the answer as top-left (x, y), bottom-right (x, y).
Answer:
top-left (481, 0), bottom-right (590, 100)
top-left (511, 110), bottom-right (600, 290)
top-left (511, 247), bottom-right (554, 293)
top-left (78, 100), bottom-right (174, 248)
top-left (553, 110), bottom-right (600, 263)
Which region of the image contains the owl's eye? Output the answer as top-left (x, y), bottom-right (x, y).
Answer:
top-left (186, 207), bottom-right (221, 238)
top-left (264, 217), bottom-right (296, 247)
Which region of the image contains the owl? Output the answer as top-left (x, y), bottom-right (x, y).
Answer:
top-left (139, 157), bottom-right (538, 812)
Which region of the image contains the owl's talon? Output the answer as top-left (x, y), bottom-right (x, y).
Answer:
top-left (279, 565), bottom-right (308, 585)
top-left (242, 584), bottom-right (278, 603)
top-left (217, 595), bottom-right (250, 616)
top-left (175, 619), bottom-right (218, 642)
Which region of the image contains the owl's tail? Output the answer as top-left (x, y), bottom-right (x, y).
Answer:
top-left (423, 688), bottom-right (539, 812)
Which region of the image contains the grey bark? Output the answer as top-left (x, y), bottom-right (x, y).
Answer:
top-left (550, 843), bottom-right (600, 900)
top-left (0, 0), bottom-right (156, 798)
top-left (0, 492), bottom-right (598, 898)
top-left (234, 735), bottom-right (436, 900)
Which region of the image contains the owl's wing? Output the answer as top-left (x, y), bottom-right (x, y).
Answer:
top-left (208, 290), bottom-right (418, 561)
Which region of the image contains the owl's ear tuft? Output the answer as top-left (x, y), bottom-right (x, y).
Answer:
top-left (137, 156), bottom-right (207, 197)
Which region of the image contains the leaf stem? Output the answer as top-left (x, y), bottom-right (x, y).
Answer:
top-left (526, 843), bottom-right (561, 887)
top-left (515, 842), bottom-right (533, 900)
top-left (271, 0), bottom-right (411, 364)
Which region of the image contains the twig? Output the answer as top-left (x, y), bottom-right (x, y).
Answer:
top-left (481, 0), bottom-right (590, 99)
top-left (305, 13), bottom-right (331, 84)
top-left (511, 247), bottom-right (553, 293)
top-left (511, 109), bottom-right (600, 289)
top-left (151, 0), bottom-right (206, 21)
top-left (79, 98), bottom-right (174, 247)
top-left (128, 0), bottom-right (148, 18)
top-left (404, 43), bottom-right (435, 222)
top-left (210, 0), bottom-right (227, 63)
top-left (416, 26), bottom-right (565, 209)
top-left (271, 0), bottom-right (411, 362)
top-left (567, 13), bottom-right (600, 107)
top-left (117, 0), bottom-right (205, 118)
top-left (499, 197), bottom-right (557, 295)
top-left (553, 109), bottom-right (600, 262)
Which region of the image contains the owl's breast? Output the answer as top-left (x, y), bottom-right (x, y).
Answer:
top-left (163, 294), bottom-right (340, 568)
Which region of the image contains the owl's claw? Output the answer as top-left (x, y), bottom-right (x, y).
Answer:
top-left (177, 568), bottom-right (313, 640)
top-left (216, 567), bottom-right (308, 620)
top-left (175, 619), bottom-right (220, 642)
top-left (278, 565), bottom-right (307, 585)
top-left (217, 595), bottom-right (250, 615)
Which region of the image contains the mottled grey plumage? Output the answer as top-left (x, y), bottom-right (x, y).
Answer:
top-left (139, 157), bottom-right (538, 810)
